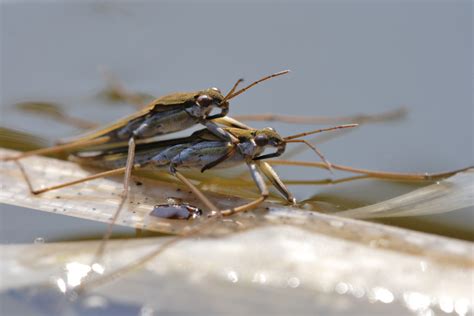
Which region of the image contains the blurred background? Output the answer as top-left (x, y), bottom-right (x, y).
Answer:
top-left (0, 0), bottom-right (472, 242)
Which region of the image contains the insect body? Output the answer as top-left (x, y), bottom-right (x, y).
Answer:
top-left (65, 88), bottom-right (229, 144)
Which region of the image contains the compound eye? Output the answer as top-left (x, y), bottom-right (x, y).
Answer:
top-left (254, 134), bottom-right (269, 147)
top-left (211, 87), bottom-right (221, 94)
top-left (196, 94), bottom-right (213, 107)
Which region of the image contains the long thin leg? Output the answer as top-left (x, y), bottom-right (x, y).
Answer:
top-left (92, 137), bottom-right (137, 263)
top-left (141, 162), bottom-right (270, 218)
top-left (220, 162), bottom-right (269, 216)
top-left (17, 156), bottom-right (139, 266)
top-left (232, 107), bottom-right (407, 125)
top-left (258, 161), bottom-right (295, 204)
top-left (76, 211), bottom-right (224, 294)
top-left (123, 138), bottom-right (136, 196)
top-left (24, 167), bottom-right (127, 195)
top-left (2, 136), bottom-right (110, 161)
top-left (283, 175), bottom-right (370, 186)
top-left (77, 167), bottom-right (241, 292)
top-left (14, 160), bottom-right (36, 194)
top-left (173, 170), bottom-right (220, 215)
top-left (70, 166), bottom-right (268, 293)
top-left (269, 160), bottom-right (473, 181)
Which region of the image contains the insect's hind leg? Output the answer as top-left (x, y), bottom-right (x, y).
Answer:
top-left (269, 160), bottom-right (473, 181)
top-left (15, 160), bottom-right (127, 195)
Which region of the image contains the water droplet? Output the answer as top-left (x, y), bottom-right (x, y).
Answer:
top-left (287, 277), bottom-right (300, 288)
top-left (335, 282), bottom-right (349, 294)
top-left (34, 237), bottom-right (45, 244)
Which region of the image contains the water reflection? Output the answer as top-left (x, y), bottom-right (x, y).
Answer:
top-left (34, 237), bottom-right (45, 244)
top-left (371, 287), bottom-right (394, 304)
top-left (226, 270), bottom-right (239, 283)
top-left (54, 261), bottom-right (105, 294)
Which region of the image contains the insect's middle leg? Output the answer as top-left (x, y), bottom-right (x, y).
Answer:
top-left (269, 160), bottom-right (473, 181)
top-left (220, 161), bottom-right (269, 216)
top-left (171, 170), bottom-right (220, 215)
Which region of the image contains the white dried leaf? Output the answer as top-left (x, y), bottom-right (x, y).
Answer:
top-left (335, 169), bottom-right (474, 219)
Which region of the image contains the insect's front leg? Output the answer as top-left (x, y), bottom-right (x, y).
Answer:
top-left (212, 116), bottom-right (253, 130)
top-left (257, 161), bottom-right (296, 205)
top-left (220, 161), bottom-right (269, 216)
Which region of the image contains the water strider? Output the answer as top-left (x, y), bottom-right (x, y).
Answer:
top-left (22, 124), bottom-right (359, 214)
